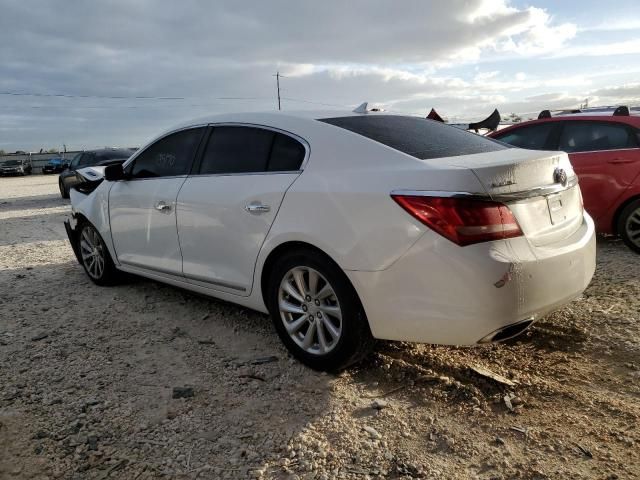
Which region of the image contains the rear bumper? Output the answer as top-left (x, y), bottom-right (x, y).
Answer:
top-left (64, 218), bottom-right (82, 265)
top-left (346, 213), bottom-right (596, 345)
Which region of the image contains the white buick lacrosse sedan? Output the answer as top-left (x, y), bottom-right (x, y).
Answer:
top-left (65, 109), bottom-right (596, 370)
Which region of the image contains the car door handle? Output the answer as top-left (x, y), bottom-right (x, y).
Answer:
top-left (155, 201), bottom-right (172, 213)
top-left (607, 158), bottom-right (636, 164)
top-left (244, 203), bottom-right (271, 213)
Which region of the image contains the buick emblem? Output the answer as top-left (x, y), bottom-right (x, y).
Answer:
top-left (553, 167), bottom-right (568, 187)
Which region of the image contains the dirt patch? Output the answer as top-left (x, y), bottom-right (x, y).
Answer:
top-left (1, 175), bottom-right (638, 479)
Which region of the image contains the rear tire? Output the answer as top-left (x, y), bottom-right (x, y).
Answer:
top-left (266, 248), bottom-right (375, 371)
top-left (618, 199), bottom-right (640, 253)
top-left (77, 222), bottom-right (121, 285)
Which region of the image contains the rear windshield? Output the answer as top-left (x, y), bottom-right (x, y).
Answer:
top-left (319, 115), bottom-right (509, 160)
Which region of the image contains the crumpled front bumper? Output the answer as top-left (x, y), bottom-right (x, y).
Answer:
top-left (64, 217), bottom-right (82, 265)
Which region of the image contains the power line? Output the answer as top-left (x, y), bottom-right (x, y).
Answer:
top-left (0, 91), bottom-right (186, 100)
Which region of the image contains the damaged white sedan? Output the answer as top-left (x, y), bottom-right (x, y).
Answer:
top-left (65, 109), bottom-right (596, 370)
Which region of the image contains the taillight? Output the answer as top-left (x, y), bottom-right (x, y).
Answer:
top-left (391, 194), bottom-right (523, 246)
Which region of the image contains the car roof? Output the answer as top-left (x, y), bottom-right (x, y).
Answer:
top-left (83, 148), bottom-right (135, 155)
top-left (167, 109), bottom-right (389, 133)
top-left (492, 114), bottom-right (640, 136)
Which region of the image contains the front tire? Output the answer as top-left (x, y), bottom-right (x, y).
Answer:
top-left (77, 223), bottom-right (120, 285)
top-left (618, 199), bottom-right (640, 253)
top-left (267, 249), bottom-right (374, 371)
top-left (60, 180), bottom-right (69, 199)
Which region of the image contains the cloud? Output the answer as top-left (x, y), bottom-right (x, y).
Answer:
top-left (0, 0), bottom-right (635, 150)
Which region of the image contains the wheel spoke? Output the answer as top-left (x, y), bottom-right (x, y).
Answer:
top-left (316, 320), bottom-right (329, 353)
top-left (279, 299), bottom-right (305, 315)
top-left (302, 321), bottom-right (317, 349)
top-left (285, 315), bottom-right (308, 335)
top-left (322, 316), bottom-right (340, 339)
top-left (283, 280), bottom-right (304, 303)
top-left (315, 284), bottom-right (333, 300)
top-left (81, 229), bottom-right (92, 248)
top-left (319, 304), bottom-right (342, 321)
top-left (308, 270), bottom-right (319, 296)
top-left (292, 269), bottom-right (308, 298)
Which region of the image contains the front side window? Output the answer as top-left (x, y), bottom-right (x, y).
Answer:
top-left (131, 128), bottom-right (204, 178)
top-left (494, 123), bottom-right (557, 150)
top-left (558, 121), bottom-right (638, 153)
top-left (69, 153), bottom-right (82, 169)
top-left (199, 126), bottom-right (305, 175)
top-left (77, 153), bottom-right (95, 167)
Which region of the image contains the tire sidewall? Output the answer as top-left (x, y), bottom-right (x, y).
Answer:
top-left (267, 250), bottom-right (371, 371)
top-left (618, 199), bottom-right (640, 254)
top-left (77, 223), bottom-right (117, 285)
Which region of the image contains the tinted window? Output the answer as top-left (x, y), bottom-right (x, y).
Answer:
top-left (558, 122), bottom-right (638, 153)
top-left (69, 153), bottom-right (82, 168)
top-left (95, 150), bottom-right (132, 162)
top-left (198, 127), bottom-right (305, 174)
top-left (200, 127), bottom-right (272, 174)
top-left (77, 153), bottom-right (94, 167)
top-left (495, 123), bottom-right (556, 150)
top-left (268, 133), bottom-right (306, 171)
top-left (319, 115), bottom-right (508, 160)
top-left (131, 128), bottom-right (204, 178)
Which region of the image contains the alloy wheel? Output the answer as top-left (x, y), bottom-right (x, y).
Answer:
top-left (624, 206), bottom-right (640, 249)
top-left (80, 226), bottom-right (106, 280)
top-left (278, 266), bottom-right (343, 355)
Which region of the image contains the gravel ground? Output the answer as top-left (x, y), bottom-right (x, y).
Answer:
top-left (1, 174), bottom-right (638, 480)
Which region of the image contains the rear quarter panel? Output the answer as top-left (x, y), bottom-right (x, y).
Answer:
top-left (256, 124), bottom-right (485, 273)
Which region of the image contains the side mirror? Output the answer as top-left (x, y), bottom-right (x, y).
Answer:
top-left (104, 164), bottom-right (127, 181)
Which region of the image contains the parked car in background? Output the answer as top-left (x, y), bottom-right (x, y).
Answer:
top-left (0, 158), bottom-right (32, 176)
top-left (42, 157), bottom-right (70, 174)
top-left (59, 148), bottom-right (134, 198)
top-left (64, 110), bottom-right (595, 370)
top-left (490, 106), bottom-right (640, 252)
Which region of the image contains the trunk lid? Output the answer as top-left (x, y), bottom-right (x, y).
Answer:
top-left (425, 149), bottom-right (583, 247)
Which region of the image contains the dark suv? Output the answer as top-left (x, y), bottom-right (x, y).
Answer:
top-left (59, 148), bottom-right (134, 198)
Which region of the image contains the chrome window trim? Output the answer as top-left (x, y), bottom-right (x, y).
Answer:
top-left (563, 146), bottom-right (640, 155)
top-left (118, 174), bottom-right (188, 182)
top-left (391, 176), bottom-right (579, 202)
top-left (187, 171), bottom-right (301, 179)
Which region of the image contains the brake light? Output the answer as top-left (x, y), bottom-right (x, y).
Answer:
top-left (391, 194), bottom-right (523, 246)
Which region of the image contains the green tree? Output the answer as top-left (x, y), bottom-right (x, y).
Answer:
top-left (47, 148), bottom-right (58, 154)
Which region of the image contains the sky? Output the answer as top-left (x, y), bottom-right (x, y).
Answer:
top-left (1, 0), bottom-right (639, 151)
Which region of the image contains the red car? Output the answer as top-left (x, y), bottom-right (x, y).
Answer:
top-left (490, 107), bottom-right (640, 253)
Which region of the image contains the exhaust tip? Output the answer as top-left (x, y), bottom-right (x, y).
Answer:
top-left (478, 318), bottom-right (535, 344)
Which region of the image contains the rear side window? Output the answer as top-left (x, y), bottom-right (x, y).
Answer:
top-left (319, 115), bottom-right (508, 159)
top-left (494, 123), bottom-right (557, 150)
top-left (199, 126), bottom-right (305, 174)
top-left (558, 122), bottom-right (638, 153)
top-left (268, 133), bottom-right (306, 171)
top-left (131, 127), bottom-right (204, 178)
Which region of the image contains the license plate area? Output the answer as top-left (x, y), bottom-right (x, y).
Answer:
top-left (546, 192), bottom-right (568, 225)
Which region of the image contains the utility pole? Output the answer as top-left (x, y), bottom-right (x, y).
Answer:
top-left (273, 71), bottom-right (285, 110)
